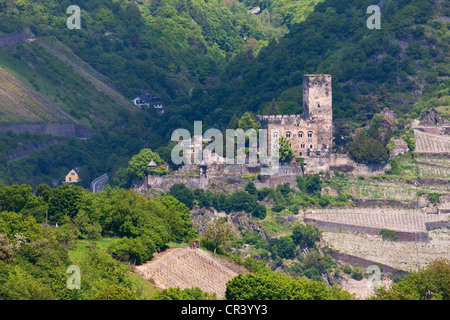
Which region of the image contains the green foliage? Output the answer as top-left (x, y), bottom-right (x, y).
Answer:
top-left (427, 192), bottom-right (441, 204)
top-left (47, 184), bottom-right (84, 224)
top-left (108, 236), bottom-right (149, 265)
top-left (380, 228), bottom-right (398, 241)
top-left (278, 136), bottom-right (295, 164)
top-left (225, 271), bottom-right (352, 300)
top-left (202, 220), bottom-right (234, 254)
top-left (169, 183), bottom-right (195, 210)
top-left (348, 131), bottom-right (389, 164)
top-left (401, 128), bottom-right (416, 151)
top-left (291, 224), bottom-right (321, 248)
top-left (370, 258), bottom-right (450, 300)
top-left (351, 264), bottom-right (364, 281)
top-left (151, 287), bottom-right (217, 300)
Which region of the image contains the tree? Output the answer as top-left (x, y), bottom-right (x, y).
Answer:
top-left (34, 184), bottom-right (52, 202)
top-left (291, 224), bottom-right (321, 248)
top-left (371, 258), bottom-right (450, 300)
top-left (348, 131), bottom-right (389, 164)
top-left (126, 148), bottom-right (164, 180)
top-left (306, 173), bottom-right (322, 195)
top-left (244, 181), bottom-right (257, 195)
top-left (267, 98), bottom-right (280, 115)
top-left (0, 184), bottom-right (33, 213)
top-left (225, 271), bottom-right (351, 300)
top-left (278, 136), bottom-right (295, 164)
top-left (169, 183), bottom-right (194, 210)
top-left (237, 112), bottom-right (261, 131)
top-left (108, 236), bottom-right (147, 265)
top-left (252, 203), bottom-right (267, 219)
top-left (0, 233), bottom-right (14, 263)
top-left (401, 128), bottom-right (415, 151)
top-left (202, 220), bottom-right (233, 254)
top-left (47, 184), bottom-right (84, 223)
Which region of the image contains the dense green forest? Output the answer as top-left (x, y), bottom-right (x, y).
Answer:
top-left (0, 0), bottom-right (449, 185)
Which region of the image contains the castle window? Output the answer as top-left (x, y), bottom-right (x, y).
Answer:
top-left (286, 131), bottom-right (291, 138)
top-left (299, 152), bottom-right (302, 156)
top-left (301, 143), bottom-right (305, 148)
top-left (273, 132), bottom-right (279, 139)
top-left (298, 131), bottom-right (304, 138)
top-left (310, 145), bottom-right (313, 149)
top-left (308, 131), bottom-right (313, 138)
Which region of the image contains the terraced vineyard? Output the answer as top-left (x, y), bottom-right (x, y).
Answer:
top-left (0, 66), bottom-right (74, 123)
top-left (418, 164), bottom-right (450, 180)
top-left (304, 207), bottom-right (449, 233)
top-left (341, 179), bottom-right (450, 201)
top-left (135, 248), bottom-right (247, 299)
top-left (414, 130), bottom-right (450, 153)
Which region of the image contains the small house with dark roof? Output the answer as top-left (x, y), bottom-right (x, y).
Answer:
top-left (132, 94), bottom-right (164, 114)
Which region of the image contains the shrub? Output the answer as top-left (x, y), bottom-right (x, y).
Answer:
top-left (342, 264), bottom-right (352, 274)
top-left (351, 265), bottom-right (364, 281)
top-left (380, 228), bottom-right (398, 241)
top-left (427, 192), bottom-right (441, 204)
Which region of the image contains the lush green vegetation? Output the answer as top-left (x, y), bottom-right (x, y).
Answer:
top-left (0, 182), bottom-right (197, 299)
top-left (225, 271), bottom-right (352, 300)
top-left (370, 259), bottom-right (450, 300)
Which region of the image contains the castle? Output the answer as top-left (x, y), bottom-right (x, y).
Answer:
top-left (142, 74), bottom-right (390, 193)
top-left (257, 74), bottom-right (333, 159)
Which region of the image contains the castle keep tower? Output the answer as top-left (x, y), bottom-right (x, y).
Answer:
top-left (257, 74), bottom-right (333, 159)
top-left (302, 74), bottom-right (333, 152)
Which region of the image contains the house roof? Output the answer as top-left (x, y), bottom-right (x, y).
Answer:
top-left (147, 159), bottom-right (157, 167)
top-left (68, 167), bottom-right (80, 175)
top-left (134, 94), bottom-right (162, 104)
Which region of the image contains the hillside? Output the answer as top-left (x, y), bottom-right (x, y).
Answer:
top-left (178, 0), bottom-right (449, 131)
top-left (0, 66), bottom-right (74, 123)
top-left (135, 247), bottom-right (248, 299)
top-left (0, 37), bottom-right (135, 129)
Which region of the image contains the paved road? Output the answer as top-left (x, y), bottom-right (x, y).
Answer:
top-left (90, 174), bottom-right (108, 193)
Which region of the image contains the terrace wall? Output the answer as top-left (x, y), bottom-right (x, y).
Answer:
top-left (353, 199), bottom-right (420, 209)
top-left (303, 218), bottom-right (430, 243)
top-left (328, 251), bottom-right (407, 276)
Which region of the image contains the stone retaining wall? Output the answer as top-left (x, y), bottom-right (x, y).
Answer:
top-left (303, 218), bottom-right (430, 243)
top-left (328, 251), bottom-right (407, 277)
top-left (353, 199), bottom-right (420, 209)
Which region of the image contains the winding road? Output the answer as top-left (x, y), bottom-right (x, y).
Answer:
top-left (90, 174), bottom-right (108, 193)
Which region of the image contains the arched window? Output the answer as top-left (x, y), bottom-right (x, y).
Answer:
top-left (273, 131), bottom-right (279, 139)
top-left (286, 131), bottom-right (291, 138)
top-left (298, 131), bottom-right (304, 138)
top-left (301, 143), bottom-right (305, 148)
top-left (308, 131), bottom-right (313, 138)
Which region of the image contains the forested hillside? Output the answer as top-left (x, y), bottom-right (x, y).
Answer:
top-left (179, 0), bottom-right (449, 131)
top-left (0, 0), bottom-right (449, 186)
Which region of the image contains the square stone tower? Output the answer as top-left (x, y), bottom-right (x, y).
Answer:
top-left (302, 74), bottom-right (333, 151)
